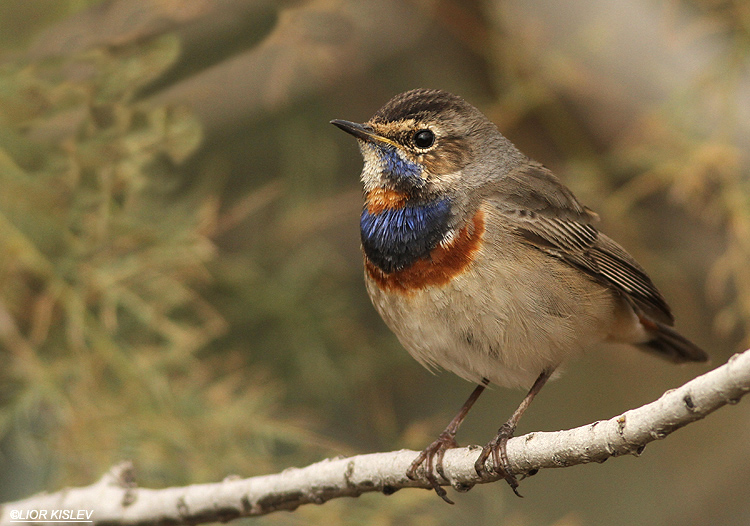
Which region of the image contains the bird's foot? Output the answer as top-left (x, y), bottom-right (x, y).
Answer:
top-left (407, 430), bottom-right (459, 504)
top-left (474, 422), bottom-right (523, 497)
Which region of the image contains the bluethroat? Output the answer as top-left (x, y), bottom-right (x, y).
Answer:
top-left (331, 89), bottom-right (707, 503)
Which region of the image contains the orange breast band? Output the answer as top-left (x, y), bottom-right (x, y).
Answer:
top-left (365, 210), bottom-right (485, 293)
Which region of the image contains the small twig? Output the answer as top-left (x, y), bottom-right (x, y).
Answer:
top-left (2, 349), bottom-right (749, 525)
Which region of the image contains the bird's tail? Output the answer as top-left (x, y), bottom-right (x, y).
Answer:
top-left (638, 316), bottom-right (708, 364)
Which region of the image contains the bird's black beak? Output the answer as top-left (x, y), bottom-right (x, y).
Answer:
top-left (330, 119), bottom-right (398, 148)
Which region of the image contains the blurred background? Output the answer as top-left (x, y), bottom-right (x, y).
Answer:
top-left (0, 0), bottom-right (748, 524)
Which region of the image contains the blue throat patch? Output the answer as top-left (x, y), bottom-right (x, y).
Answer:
top-left (379, 146), bottom-right (425, 191)
top-left (360, 198), bottom-right (452, 273)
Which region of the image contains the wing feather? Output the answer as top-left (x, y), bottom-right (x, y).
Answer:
top-left (490, 163), bottom-right (674, 325)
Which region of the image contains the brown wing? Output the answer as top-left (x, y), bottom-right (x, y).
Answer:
top-left (490, 162), bottom-right (600, 223)
top-left (489, 163), bottom-right (674, 325)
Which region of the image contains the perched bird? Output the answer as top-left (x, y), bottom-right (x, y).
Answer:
top-left (331, 89), bottom-right (707, 503)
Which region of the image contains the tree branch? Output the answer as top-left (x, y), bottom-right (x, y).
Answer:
top-left (2, 349), bottom-right (749, 525)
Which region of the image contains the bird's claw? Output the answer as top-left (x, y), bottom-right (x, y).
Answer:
top-left (407, 431), bottom-right (459, 504)
top-left (474, 423), bottom-right (523, 497)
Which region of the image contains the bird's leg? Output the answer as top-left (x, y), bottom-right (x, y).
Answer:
top-left (407, 378), bottom-right (489, 504)
top-left (474, 369), bottom-right (553, 497)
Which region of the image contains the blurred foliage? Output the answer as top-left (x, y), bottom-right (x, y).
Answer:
top-left (0, 18), bottom-right (324, 498)
top-left (0, 0), bottom-right (748, 525)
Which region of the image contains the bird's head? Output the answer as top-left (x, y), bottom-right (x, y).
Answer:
top-left (332, 88), bottom-right (526, 214)
top-left (332, 89), bottom-right (526, 274)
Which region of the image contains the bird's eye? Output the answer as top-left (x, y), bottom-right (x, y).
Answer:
top-left (413, 129), bottom-right (435, 149)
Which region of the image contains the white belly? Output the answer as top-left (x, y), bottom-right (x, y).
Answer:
top-left (365, 239), bottom-right (619, 389)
